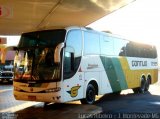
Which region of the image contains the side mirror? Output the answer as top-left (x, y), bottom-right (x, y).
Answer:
top-left (54, 43), bottom-right (65, 63)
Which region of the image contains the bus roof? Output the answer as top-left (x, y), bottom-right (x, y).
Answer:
top-left (65, 26), bottom-right (156, 47)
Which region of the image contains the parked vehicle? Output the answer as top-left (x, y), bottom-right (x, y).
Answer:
top-left (0, 47), bottom-right (15, 83)
top-left (0, 61), bottom-right (14, 83)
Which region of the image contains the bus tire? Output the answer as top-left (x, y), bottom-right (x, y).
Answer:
top-left (145, 76), bottom-right (151, 91)
top-left (139, 76), bottom-right (146, 93)
top-left (80, 84), bottom-right (96, 104)
top-left (133, 88), bottom-right (139, 93)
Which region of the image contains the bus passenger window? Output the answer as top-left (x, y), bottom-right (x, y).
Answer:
top-left (63, 30), bottom-right (82, 79)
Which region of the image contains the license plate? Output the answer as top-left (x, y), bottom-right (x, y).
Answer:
top-left (28, 96), bottom-right (36, 101)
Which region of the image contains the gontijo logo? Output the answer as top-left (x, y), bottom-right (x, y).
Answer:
top-left (132, 60), bottom-right (147, 67)
top-left (67, 86), bottom-right (81, 97)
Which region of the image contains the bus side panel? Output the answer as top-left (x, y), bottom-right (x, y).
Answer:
top-left (62, 71), bottom-right (84, 102)
top-left (119, 57), bottom-right (137, 88)
top-left (100, 56), bottom-right (158, 91)
top-left (151, 69), bottom-right (158, 84)
top-left (99, 71), bottom-right (113, 94)
top-left (119, 57), bottom-right (158, 89)
top-left (100, 56), bottom-right (128, 92)
top-left (81, 56), bottom-right (113, 95)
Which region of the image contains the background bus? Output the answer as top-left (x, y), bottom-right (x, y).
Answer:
top-left (13, 26), bottom-right (158, 104)
top-left (0, 46), bottom-right (15, 83)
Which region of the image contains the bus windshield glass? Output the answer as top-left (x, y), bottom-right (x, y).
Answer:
top-left (14, 29), bottom-right (66, 82)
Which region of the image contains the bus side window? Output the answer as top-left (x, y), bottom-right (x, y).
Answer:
top-left (113, 37), bottom-right (128, 56)
top-left (84, 31), bottom-right (100, 55)
top-left (63, 30), bottom-right (82, 79)
top-left (100, 36), bottom-right (114, 56)
top-left (64, 51), bottom-right (74, 73)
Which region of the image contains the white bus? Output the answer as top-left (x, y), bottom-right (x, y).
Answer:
top-left (13, 26), bottom-right (158, 104)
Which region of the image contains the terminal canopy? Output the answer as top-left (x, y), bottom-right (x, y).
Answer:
top-left (0, 0), bottom-right (134, 35)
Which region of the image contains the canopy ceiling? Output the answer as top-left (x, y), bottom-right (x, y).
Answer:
top-left (0, 0), bottom-right (134, 35)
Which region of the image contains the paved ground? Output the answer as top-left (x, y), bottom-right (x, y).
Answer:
top-left (0, 84), bottom-right (101, 119)
top-left (0, 71), bottom-right (160, 119)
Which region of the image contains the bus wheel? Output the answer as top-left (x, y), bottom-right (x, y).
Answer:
top-left (139, 76), bottom-right (146, 93)
top-left (145, 77), bottom-right (151, 91)
top-left (133, 88), bottom-right (139, 93)
top-left (80, 84), bottom-right (96, 104)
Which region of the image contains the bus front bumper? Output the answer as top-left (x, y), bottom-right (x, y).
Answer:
top-left (13, 91), bottom-right (63, 103)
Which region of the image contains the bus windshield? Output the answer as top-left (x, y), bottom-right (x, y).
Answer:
top-left (14, 29), bottom-right (66, 82)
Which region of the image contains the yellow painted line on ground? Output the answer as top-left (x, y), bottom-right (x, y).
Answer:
top-left (0, 89), bottom-right (12, 93)
top-left (0, 102), bottom-right (42, 113)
